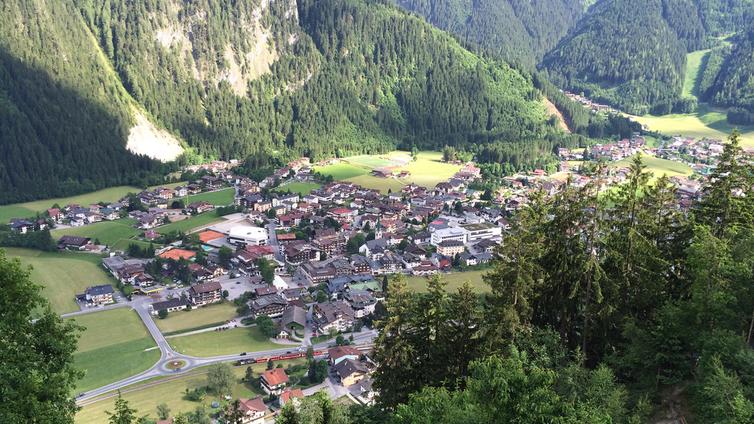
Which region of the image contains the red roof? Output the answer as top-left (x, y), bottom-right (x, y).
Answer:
top-left (329, 208), bottom-right (352, 215)
top-left (238, 396), bottom-right (267, 413)
top-left (261, 368), bottom-right (289, 386)
top-left (328, 346), bottom-right (361, 362)
top-left (159, 249), bottom-right (196, 261)
top-left (279, 388), bottom-right (304, 404)
top-left (277, 233), bottom-right (297, 241)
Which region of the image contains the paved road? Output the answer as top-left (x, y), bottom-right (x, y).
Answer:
top-left (267, 221), bottom-right (284, 262)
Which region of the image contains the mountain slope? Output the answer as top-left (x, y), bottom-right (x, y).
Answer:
top-left (394, 0), bottom-right (586, 67)
top-left (704, 26), bottom-right (754, 121)
top-left (78, 0), bottom-right (554, 159)
top-left (0, 0), bottom-right (169, 204)
top-left (0, 0), bottom-right (559, 204)
top-left (540, 0), bottom-right (752, 115)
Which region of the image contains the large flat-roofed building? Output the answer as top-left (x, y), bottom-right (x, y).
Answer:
top-left (461, 222), bottom-right (502, 243)
top-left (228, 225), bottom-right (268, 246)
top-left (430, 227), bottom-right (468, 246)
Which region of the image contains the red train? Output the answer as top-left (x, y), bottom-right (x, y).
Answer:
top-left (236, 349), bottom-right (327, 365)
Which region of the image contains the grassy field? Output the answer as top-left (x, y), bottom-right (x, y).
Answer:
top-left (315, 151), bottom-right (463, 193)
top-left (405, 270), bottom-right (490, 293)
top-left (0, 186), bottom-right (141, 224)
top-left (275, 181), bottom-right (322, 195)
top-left (184, 188), bottom-right (235, 206)
top-left (3, 248), bottom-right (113, 314)
top-left (75, 360), bottom-right (305, 423)
top-left (683, 49), bottom-right (710, 99)
top-left (631, 104), bottom-right (754, 147)
top-left (169, 327), bottom-right (285, 357)
top-left (157, 303), bottom-right (238, 335)
top-left (157, 212), bottom-right (224, 234)
top-left (69, 309), bottom-right (160, 392)
top-left (51, 219), bottom-right (140, 247)
top-left (314, 162), bottom-right (369, 180)
top-left (612, 155), bottom-right (693, 179)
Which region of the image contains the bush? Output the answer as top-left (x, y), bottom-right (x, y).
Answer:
top-left (158, 309), bottom-right (168, 319)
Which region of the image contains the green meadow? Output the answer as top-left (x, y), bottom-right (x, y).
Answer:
top-left (69, 309), bottom-right (160, 392)
top-left (3, 248), bottom-right (114, 315)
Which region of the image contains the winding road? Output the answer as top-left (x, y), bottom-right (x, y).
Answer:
top-left (74, 297), bottom-right (377, 405)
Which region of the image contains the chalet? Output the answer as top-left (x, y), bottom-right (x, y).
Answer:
top-left (260, 368), bottom-right (289, 395)
top-left (188, 281), bottom-right (222, 306)
top-left (313, 301), bottom-right (355, 334)
top-left (9, 219), bottom-right (33, 234)
top-left (235, 397), bottom-right (267, 424)
top-left (188, 201), bottom-right (214, 215)
top-left (77, 285), bottom-right (114, 306)
top-left (250, 294), bottom-right (287, 318)
top-left (344, 290), bottom-right (376, 318)
top-left (328, 346), bottom-right (361, 365)
top-left (47, 208), bottom-right (62, 223)
top-left (284, 242), bottom-right (319, 265)
top-left (58, 235), bottom-right (91, 250)
top-left (277, 388), bottom-right (304, 408)
top-left (280, 305), bottom-right (306, 334)
top-left (333, 358), bottom-right (369, 387)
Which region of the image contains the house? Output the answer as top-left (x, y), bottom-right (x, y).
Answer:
top-left (437, 240), bottom-right (465, 257)
top-left (284, 242), bottom-right (319, 265)
top-left (235, 396), bottom-right (267, 424)
top-left (328, 346), bottom-right (361, 365)
top-left (58, 235), bottom-right (92, 250)
top-left (277, 388), bottom-right (304, 408)
top-left (349, 377), bottom-right (376, 405)
top-left (250, 294), bottom-right (288, 318)
top-left (260, 368), bottom-right (289, 395)
top-left (280, 305), bottom-right (307, 334)
top-left (77, 285), bottom-right (114, 306)
top-left (188, 281), bottom-right (222, 306)
top-left (9, 219), bottom-right (34, 234)
top-left (150, 297), bottom-right (190, 315)
top-left (344, 290), bottom-right (376, 318)
top-left (47, 208), bottom-right (63, 223)
top-left (313, 301), bottom-right (355, 334)
top-left (333, 358), bottom-right (368, 387)
top-left (188, 201), bottom-right (214, 215)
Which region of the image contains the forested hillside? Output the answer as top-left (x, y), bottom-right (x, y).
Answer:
top-left (0, 1), bottom-right (164, 204)
top-left (394, 0), bottom-right (586, 66)
top-left (541, 0), bottom-right (752, 115)
top-left (703, 25), bottom-right (754, 124)
top-left (0, 0), bottom-right (565, 204)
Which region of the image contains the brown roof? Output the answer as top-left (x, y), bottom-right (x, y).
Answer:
top-left (189, 280), bottom-right (222, 294)
top-left (328, 346), bottom-right (361, 362)
top-left (238, 396), bottom-right (267, 413)
top-left (261, 368), bottom-right (289, 387)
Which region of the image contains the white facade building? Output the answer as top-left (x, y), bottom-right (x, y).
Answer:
top-left (228, 225), bottom-right (268, 246)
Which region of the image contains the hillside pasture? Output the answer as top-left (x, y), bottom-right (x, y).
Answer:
top-left (631, 105), bottom-right (754, 147)
top-left (316, 151), bottom-right (463, 193)
top-left (683, 49), bottom-right (710, 99)
top-left (612, 155), bottom-right (692, 179)
top-left (51, 219), bottom-right (140, 247)
top-left (3, 248), bottom-right (114, 315)
top-left (0, 186), bottom-right (141, 224)
top-left (405, 269), bottom-right (490, 294)
top-left (69, 308), bottom-right (159, 392)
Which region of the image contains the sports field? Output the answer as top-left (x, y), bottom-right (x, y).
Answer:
top-left (184, 188), bottom-right (235, 206)
top-left (75, 360), bottom-right (304, 423)
top-left (3, 248), bottom-right (114, 314)
top-left (156, 303), bottom-right (238, 335)
top-left (275, 181), bottom-right (322, 195)
top-left (69, 309), bottom-right (160, 392)
top-left (315, 151), bottom-right (463, 193)
top-left (0, 186), bottom-right (140, 224)
top-left (169, 327), bottom-right (285, 357)
top-left (51, 219), bottom-right (140, 247)
top-left (631, 104), bottom-right (754, 147)
top-left (157, 212), bottom-right (224, 234)
top-left (612, 155), bottom-right (693, 179)
top-left (405, 270), bottom-right (490, 293)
